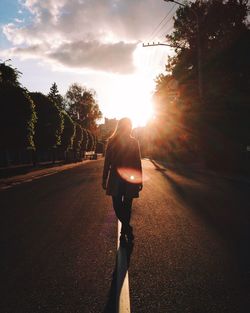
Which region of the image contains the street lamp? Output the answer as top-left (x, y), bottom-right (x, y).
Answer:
top-left (164, 0), bottom-right (203, 100)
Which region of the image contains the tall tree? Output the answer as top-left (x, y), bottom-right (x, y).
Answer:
top-left (60, 111), bottom-right (75, 152)
top-left (48, 82), bottom-right (65, 110)
top-left (73, 123), bottom-right (83, 159)
top-left (81, 128), bottom-right (89, 153)
top-left (86, 130), bottom-right (94, 152)
top-left (0, 62), bottom-right (36, 166)
top-left (30, 92), bottom-right (63, 151)
top-left (65, 83), bottom-right (102, 131)
top-left (0, 84), bottom-right (36, 151)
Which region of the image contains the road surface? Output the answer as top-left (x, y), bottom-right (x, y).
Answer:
top-left (0, 159), bottom-right (250, 312)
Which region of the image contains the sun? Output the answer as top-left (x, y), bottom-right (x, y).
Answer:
top-left (104, 73), bottom-right (154, 128)
top-left (127, 88), bottom-right (154, 128)
top-left (101, 42), bottom-right (168, 127)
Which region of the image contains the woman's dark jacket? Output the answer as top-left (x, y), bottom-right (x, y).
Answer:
top-left (102, 136), bottom-right (142, 198)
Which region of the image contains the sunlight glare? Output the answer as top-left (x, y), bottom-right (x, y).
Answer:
top-left (102, 43), bottom-right (172, 128)
top-left (106, 74), bottom-right (154, 128)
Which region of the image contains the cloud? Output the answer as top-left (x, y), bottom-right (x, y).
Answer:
top-left (2, 0), bottom-right (171, 73)
top-left (48, 41), bottom-right (136, 74)
top-left (8, 40), bottom-right (136, 74)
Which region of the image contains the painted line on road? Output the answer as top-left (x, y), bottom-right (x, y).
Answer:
top-left (116, 221), bottom-right (131, 313)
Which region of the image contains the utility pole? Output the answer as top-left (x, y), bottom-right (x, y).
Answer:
top-left (163, 0), bottom-right (203, 100)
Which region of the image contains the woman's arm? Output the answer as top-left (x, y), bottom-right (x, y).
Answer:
top-left (102, 141), bottom-right (111, 189)
top-left (135, 140), bottom-right (143, 189)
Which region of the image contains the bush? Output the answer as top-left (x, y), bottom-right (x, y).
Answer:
top-left (0, 85), bottom-right (36, 151)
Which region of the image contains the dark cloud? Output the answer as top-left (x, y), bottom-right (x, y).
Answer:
top-left (11, 40), bottom-right (137, 74)
top-left (48, 40), bottom-right (137, 74)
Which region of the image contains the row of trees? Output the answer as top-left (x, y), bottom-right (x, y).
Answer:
top-left (148, 0), bottom-right (250, 172)
top-left (0, 62), bottom-right (102, 167)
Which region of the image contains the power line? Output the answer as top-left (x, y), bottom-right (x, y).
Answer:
top-left (150, 4), bottom-right (177, 42)
top-left (147, 3), bottom-right (177, 42)
top-left (157, 25), bottom-right (175, 42)
top-left (147, 7), bottom-right (173, 41)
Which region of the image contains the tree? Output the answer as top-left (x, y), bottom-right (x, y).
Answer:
top-left (0, 84), bottom-right (36, 152)
top-left (166, 0), bottom-right (250, 101)
top-left (153, 0), bottom-right (250, 170)
top-left (86, 130), bottom-right (94, 151)
top-left (60, 110), bottom-right (75, 152)
top-left (65, 83), bottom-right (102, 131)
top-left (48, 82), bottom-right (65, 110)
top-left (0, 61), bottom-right (21, 87)
top-left (73, 123), bottom-right (83, 160)
top-left (30, 92), bottom-right (63, 151)
top-left (81, 128), bottom-right (89, 153)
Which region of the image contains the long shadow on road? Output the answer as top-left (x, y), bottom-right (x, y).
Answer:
top-left (150, 159), bottom-right (250, 284)
top-left (103, 240), bottom-right (134, 313)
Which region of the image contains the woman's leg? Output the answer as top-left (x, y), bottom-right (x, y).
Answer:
top-left (112, 195), bottom-right (123, 222)
top-left (122, 197), bottom-right (133, 236)
top-left (112, 195), bottom-right (127, 245)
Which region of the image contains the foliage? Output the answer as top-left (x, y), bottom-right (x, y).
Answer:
top-left (86, 130), bottom-right (94, 151)
top-left (73, 123), bottom-right (83, 154)
top-left (30, 92), bottom-right (64, 150)
top-left (0, 84), bottom-right (36, 150)
top-left (166, 0), bottom-right (250, 99)
top-left (60, 111), bottom-right (75, 151)
top-left (65, 83), bottom-right (102, 131)
top-left (0, 62), bottom-right (105, 166)
top-left (92, 134), bottom-right (97, 151)
top-left (152, 0), bottom-right (250, 170)
top-left (0, 61), bottom-right (22, 87)
top-left (81, 128), bottom-right (89, 152)
top-left (48, 82), bottom-right (65, 110)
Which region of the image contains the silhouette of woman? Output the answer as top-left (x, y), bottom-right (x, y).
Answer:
top-left (102, 118), bottom-right (143, 243)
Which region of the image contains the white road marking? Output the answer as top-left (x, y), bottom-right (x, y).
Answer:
top-left (116, 221), bottom-right (131, 313)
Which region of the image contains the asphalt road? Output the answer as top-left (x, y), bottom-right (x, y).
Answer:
top-left (1, 159), bottom-right (250, 313)
top-left (0, 160), bottom-right (117, 313)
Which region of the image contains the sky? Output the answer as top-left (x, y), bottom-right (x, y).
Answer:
top-left (0, 0), bottom-right (177, 127)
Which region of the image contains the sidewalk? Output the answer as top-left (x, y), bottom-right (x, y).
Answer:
top-left (0, 160), bottom-right (65, 179)
top-left (0, 160), bottom-right (93, 190)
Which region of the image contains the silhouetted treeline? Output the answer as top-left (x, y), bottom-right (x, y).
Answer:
top-left (0, 62), bottom-right (102, 167)
top-left (145, 0), bottom-right (250, 173)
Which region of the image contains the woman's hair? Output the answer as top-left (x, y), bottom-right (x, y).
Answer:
top-left (110, 117), bottom-right (132, 139)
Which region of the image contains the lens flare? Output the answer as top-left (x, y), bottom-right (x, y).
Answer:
top-left (117, 167), bottom-right (142, 184)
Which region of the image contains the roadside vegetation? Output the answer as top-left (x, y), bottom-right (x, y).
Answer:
top-left (139, 0), bottom-right (250, 174)
top-left (0, 62), bottom-right (102, 167)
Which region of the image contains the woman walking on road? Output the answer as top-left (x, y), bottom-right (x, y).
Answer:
top-left (102, 118), bottom-right (143, 244)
